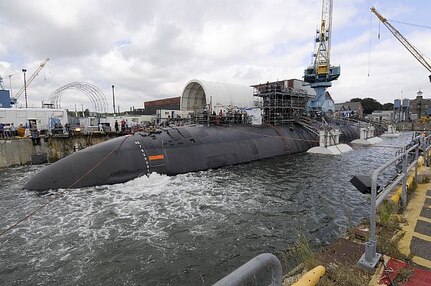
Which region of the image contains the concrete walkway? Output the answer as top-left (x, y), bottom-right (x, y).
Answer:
top-left (370, 166), bottom-right (431, 286)
top-left (398, 172), bottom-right (431, 269)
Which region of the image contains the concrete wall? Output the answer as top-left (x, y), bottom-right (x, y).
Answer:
top-left (48, 134), bottom-right (118, 161)
top-left (0, 134), bottom-right (118, 169)
top-left (0, 139), bottom-right (49, 168)
top-left (396, 122), bottom-right (431, 131)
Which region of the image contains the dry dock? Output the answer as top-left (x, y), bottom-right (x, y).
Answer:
top-left (0, 133), bottom-right (119, 168)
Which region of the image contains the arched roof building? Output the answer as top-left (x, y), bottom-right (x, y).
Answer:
top-left (180, 79), bottom-right (253, 113)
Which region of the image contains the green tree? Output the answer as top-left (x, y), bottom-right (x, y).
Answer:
top-left (350, 98), bottom-right (362, 102)
top-left (382, 103), bottom-right (394, 111)
top-left (361, 97), bottom-right (383, 114)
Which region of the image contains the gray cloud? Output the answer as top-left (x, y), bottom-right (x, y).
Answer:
top-left (1, 0), bottom-right (430, 111)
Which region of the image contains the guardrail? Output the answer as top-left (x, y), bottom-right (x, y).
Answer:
top-left (357, 134), bottom-right (431, 272)
top-left (212, 253), bottom-right (282, 286)
top-left (212, 133), bottom-right (431, 281)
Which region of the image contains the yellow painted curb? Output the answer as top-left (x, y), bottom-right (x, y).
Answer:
top-left (419, 216), bottom-right (431, 224)
top-left (418, 156), bottom-right (425, 167)
top-left (411, 256), bottom-right (431, 269)
top-left (389, 164), bottom-right (423, 204)
top-left (413, 232), bottom-right (431, 243)
top-left (390, 175), bottom-right (414, 204)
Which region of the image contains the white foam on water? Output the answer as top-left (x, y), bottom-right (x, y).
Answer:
top-left (8, 170), bottom-right (261, 258)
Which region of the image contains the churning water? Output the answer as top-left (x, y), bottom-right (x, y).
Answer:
top-left (0, 133), bottom-right (413, 285)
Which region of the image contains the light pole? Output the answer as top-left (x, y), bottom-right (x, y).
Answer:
top-left (22, 69), bottom-right (27, 108)
top-left (112, 85), bottom-right (116, 115)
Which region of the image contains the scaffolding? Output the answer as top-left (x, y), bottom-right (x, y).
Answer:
top-left (252, 81), bottom-right (311, 125)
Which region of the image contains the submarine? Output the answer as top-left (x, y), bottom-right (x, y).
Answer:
top-left (23, 79), bottom-right (375, 191)
top-left (23, 120), bottom-right (362, 190)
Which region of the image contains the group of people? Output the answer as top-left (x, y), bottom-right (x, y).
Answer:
top-left (200, 109), bottom-right (249, 126)
top-left (0, 123), bottom-right (36, 139)
top-left (0, 123), bottom-right (22, 139)
top-left (114, 119), bottom-right (128, 133)
top-left (114, 119), bottom-right (139, 134)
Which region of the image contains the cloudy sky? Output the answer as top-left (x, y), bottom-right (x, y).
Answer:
top-left (1, 0), bottom-right (430, 112)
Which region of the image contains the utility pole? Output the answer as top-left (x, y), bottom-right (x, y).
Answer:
top-left (112, 85), bottom-right (116, 114)
top-left (22, 69), bottom-right (27, 108)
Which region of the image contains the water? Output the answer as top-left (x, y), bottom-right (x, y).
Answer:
top-left (0, 133), bottom-right (412, 285)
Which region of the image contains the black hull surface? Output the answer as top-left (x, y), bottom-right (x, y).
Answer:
top-left (24, 123), bottom-right (360, 190)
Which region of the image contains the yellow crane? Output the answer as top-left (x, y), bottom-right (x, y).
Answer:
top-left (10, 58), bottom-right (50, 105)
top-left (371, 7), bottom-right (431, 83)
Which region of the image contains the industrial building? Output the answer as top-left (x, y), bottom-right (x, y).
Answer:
top-left (408, 90), bottom-right (431, 119)
top-left (144, 96), bottom-right (181, 115)
top-left (334, 101), bottom-right (364, 118)
top-left (0, 90), bottom-right (11, 108)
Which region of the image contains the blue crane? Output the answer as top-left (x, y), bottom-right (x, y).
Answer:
top-left (304, 0), bottom-right (340, 114)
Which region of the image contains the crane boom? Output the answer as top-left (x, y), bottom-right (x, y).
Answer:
top-left (371, 7), bottom-right (431, 82)
top-left (14, 58), bottom-right (50, 100)
top-left (316, 0), bottom-right (333, 75)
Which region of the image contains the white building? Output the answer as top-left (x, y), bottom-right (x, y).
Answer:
top-left (180, 79), bottom-right (254, 115)
top-left (0, 108), bottom-right (68, 131)
top-left (367, 110), bottom-right (394, 122)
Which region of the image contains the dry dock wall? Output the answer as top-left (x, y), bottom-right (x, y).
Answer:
top-left (395, 122), bottom-right (431, 131)
top-left (48, 134), bottom-right (118, 161)
top-left (0, 139), bottom-right (47, 168)
top-left (0, 133), bottom-right (118, 168)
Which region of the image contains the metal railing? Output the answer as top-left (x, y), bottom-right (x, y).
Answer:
top-left (358, 134), bottom-right (431, 272)
top-left (212, 253), bottom-right (282, 286)
top-left (211, 134), bottom-right (431, 279)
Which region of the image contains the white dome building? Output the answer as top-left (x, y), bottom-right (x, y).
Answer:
top-left (180, 79), bottom-right (254, 114)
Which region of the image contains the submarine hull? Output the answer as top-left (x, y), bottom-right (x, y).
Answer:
top-left (24, 123), bottom-right (359, 190)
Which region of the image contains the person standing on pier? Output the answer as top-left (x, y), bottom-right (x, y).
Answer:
top-left (115, 120), bottom-right (119, 133)
top-left (10, 123), bottom-right (16, 137)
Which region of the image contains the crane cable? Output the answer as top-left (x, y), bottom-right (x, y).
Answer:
top-left (0, 135), bottom-right (131, 238)
top-left (388, 18), bottom-right (431, 30)
top-left (373, 14), bottom-right (431, 62)
top-left (368, 11), bottom-right (431, 76)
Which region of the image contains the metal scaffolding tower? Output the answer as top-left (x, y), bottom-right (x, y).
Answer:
top-left (252, 81), bottom-right (311, 125)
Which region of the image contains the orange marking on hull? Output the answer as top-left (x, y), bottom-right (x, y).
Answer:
top-left (149, 154), bottom-right (165, 161)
